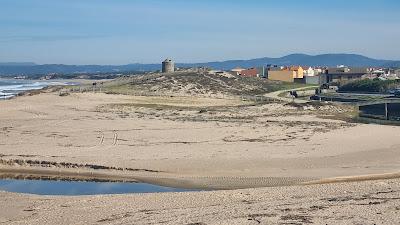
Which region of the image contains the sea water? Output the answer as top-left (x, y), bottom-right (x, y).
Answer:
top-left (0, 79), bottom-right (75, 99)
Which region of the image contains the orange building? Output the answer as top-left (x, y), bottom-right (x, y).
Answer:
top-left (240, 68), bottom-right (259, 77)
top-left (268, 66), bottom-right (304, 82)
top-left (230, 67), bottom-right (245, 76)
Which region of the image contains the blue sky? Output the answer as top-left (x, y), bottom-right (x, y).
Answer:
top-left (0, 0), bottom-right (399, 64)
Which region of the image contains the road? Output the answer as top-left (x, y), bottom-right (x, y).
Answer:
top-left (337, 92), bottom-right (393, 97)
top-left (264, 86), bottom-right (318, 103)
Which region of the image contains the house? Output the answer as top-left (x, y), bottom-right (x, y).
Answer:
top-left (268, 66), bottom-right (304, 82)
top-left (314, 68), bottom-right (324, 75)
top-left (258, 66), bottom-right (267, 78)
top-left (208, 70), bottom-right (235, 78)
top-left (320, 67), bottom-right (368, 84)
top-left (395, 69), bottom-right (400, 77)
top-left (240, 68), bottom-right (259, 77)
top-left (264, 65), bottom-right (279, 79)
top-left (303, 66), bottom-right (315, 77)
top-left (371, 69), bottom-right (385, 77)
top-left (230, 67), bottom-right (245, 76)
top-left (208, 70), bottom-right (224, 75)
top-left (303, 67), bottom-right (324, 84)
top-left (289, 66), bottom-right (304, 78)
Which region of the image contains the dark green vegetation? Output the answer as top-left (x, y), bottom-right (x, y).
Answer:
top-left (339, 79), bottom-right (400, 93)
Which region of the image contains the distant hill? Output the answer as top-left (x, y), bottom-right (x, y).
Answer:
top-left (0, 54), bottom-right (398, 77)
top-left (383, 61), bottom-right (400, 68)
top-left (0, 62), bottom-right (36, 66)
top-left (178, 54), bottom-right (394, 70)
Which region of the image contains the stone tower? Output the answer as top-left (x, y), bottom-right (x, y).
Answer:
top-left (162, 58), bottom-right (175, 73)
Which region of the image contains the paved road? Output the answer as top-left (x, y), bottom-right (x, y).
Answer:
top-left (264, 86), bottom-right (318, 103)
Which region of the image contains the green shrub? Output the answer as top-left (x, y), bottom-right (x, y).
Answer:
top-left (339, 79), bottom-right (400, 93)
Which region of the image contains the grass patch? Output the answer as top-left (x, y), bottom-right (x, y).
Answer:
top-left (339, 79), bottom-right (400, 93)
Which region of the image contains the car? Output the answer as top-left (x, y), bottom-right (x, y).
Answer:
top-left (389, 88), bottom-right (400, 95)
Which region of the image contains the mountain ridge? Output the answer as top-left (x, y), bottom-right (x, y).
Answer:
top-left (179, 54), bottom-right (395, 70)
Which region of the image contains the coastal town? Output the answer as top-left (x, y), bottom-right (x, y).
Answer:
top-left (208, 64), bottom-right (400, 86)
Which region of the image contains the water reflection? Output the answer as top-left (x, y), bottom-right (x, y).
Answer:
top-left (0, 179), bottom-right (193, 196)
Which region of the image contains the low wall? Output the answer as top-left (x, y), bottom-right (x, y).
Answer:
top-left (311, 95), bottom-right (364, 103)
top-left (359, 103), bottom-right (400, 121)
top-left (355, 116), bottom-right (400, 126)
top-left (304, 76), bottom-right (320, 85)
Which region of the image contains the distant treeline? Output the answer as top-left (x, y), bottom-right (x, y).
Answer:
top-left (339, 79), bottom-right (400, 93)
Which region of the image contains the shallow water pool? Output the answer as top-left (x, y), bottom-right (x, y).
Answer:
top-left (0, 179), bottom-right (194, 196)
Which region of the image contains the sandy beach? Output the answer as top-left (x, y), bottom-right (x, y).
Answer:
top-left (1, 82), bottom-right (400, 224)
top-left (1, 91), bottom-right (399, 185)
top-left (2, 0), bottom-right (400, 223)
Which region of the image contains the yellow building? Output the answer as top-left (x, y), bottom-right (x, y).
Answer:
top-left (290, 66), bottom-right (304, 79)
top-left (268, 66), bottom-right (304, 82)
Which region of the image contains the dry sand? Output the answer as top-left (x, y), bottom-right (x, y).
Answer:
top-left (0, 90), bottom-right (400, 224)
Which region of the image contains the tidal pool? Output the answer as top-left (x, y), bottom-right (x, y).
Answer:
top-left (0, 179), bottom-right (194, 196)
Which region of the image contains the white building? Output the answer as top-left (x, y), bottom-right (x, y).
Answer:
top-left (395, 69), bottom-right (400, 77)
top-left (303, 66), bottom-right (315, 77)
top-left (314, 68), bottom-right (323, 75)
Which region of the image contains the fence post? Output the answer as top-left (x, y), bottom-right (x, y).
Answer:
top-left (385, 103), bottom-right (389, 120)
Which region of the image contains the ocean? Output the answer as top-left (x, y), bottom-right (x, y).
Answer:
top-left (0, 79), bottom-right (75, 99)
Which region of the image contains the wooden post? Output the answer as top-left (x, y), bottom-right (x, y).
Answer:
top-left (113, 132), bottom-right (118, 145)
top-left (385, 103), bottom-right (389, 120)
